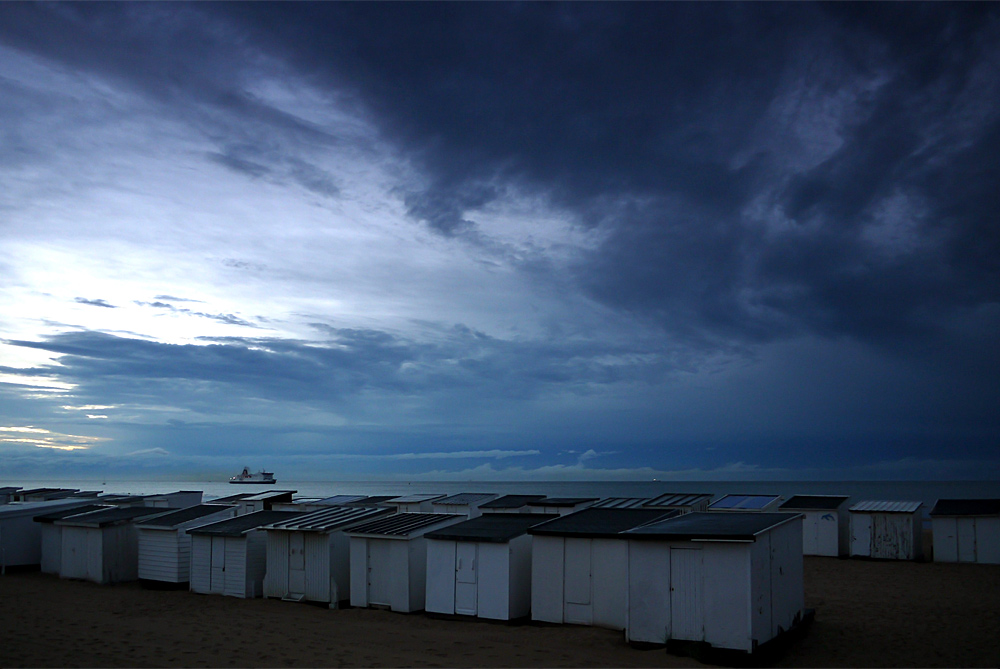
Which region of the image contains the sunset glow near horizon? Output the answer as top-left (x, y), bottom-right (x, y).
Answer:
top-left (1, 4), bottom-right (998, 481)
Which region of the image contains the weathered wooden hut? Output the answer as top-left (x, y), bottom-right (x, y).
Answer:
top-left (430, 492), bottom-right (498, 518)
top-left (849, 500), bottom-right (923, 560)
top-left (424, 513), bottom-right (558, 620)
top-left (261, 505), bottom-right (392, 606)
top-left (778, 495), bottom-right (850, 557)
top-left (624, 512), bottom-right (805, 655)
top-left (188, 510), bottom-right (302, 598)
top-left (929, 499), bottom-right (1000, 564)
top-left (709, 494), bottom-right (783, 512)
top-left (55, 506), bottom-right (170, 583)
top-left (33, 504), bottom-right (109, 574)
top-left (234, 491), bottom-right (297, 515)
top-left (0, 499), bottom-right (106, 572)
top-left (385, 494), bottom-right (446, 513)
top-left (346, 513), bottom-right (466, 613)
top-left (525, 497), bottom-right (598, 516)
top-left (479, 495), bottom-right (546, 514)
top-left (643, 493), bottom-right (712, 514)
top-left (528, 507), bottom-right (677, 629)
top-left (135, 504), bottom-right (237, 585)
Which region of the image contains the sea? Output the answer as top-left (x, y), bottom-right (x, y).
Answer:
top-left (4, 478), bottom-right (997, 523)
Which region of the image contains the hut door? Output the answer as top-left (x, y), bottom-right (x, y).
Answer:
top-left (564, 538), bottom-right (593, 625)
top-left (454, 542), bottom-right (478, 615)
top-left (288, 532), bottom-right (306, 597)
top-left (957, 519), bottom-right (977, 562)
top-left (366, 540), bottom-right (391, 606)
top-left (210, 536), bottom-right (226, 593)
top-left (851, 514), bottom-right (872, 557)
top-left (669, 548), bottom-right (704, 641)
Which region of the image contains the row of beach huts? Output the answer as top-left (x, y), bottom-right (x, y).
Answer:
top-left (1, 485), bottom-right (998, 658)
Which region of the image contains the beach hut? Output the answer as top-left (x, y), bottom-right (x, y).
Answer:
top-left (849, 500), bottom-right (923, 560)
top-left (778, 495), bottom-right (850, 557)
top-left (709, 494), bottom-right (783, 512)
top-left (234, 490), bottom-right (297, 515)
top-left (135, 504), bottom-right (238, 585)
top-left (343, 495), bottom-right (399, 507)
top-left (929, 499), bottom-right (1000, 564)
top-left (0, 487), bottom-right (22, 505)
top-left (346, 513), bottom-right (467, 613)
top-left (55, 506), bottom-right (170, 583)
top-left (385, 494), bottom-right (447, 513)
top-left (261, 505), bottom-right (393, 606)
top-left (143, 490), bottom-right (204, 508)
top-left (188, 510), bottom-right (302, 598)
top-left (271, 495), bottom-right (369, 512)
top-left (430, 492), bottom-right (497, 518)
top-left (424, 513), bottom-right (558, 620)
top-left (643, 493), bottom-right (712, 514)
top-left (205, 492), bottom-right (256, 505)
top-left (525, 497), bottom-right (598, 516)
top-left (33, 504), bottom-right (109, 574)
top-left (0, 499), bottom-right (104, 572)
top-left (624, 512), bottom-right (805, 655)
top-left (479, 495), bottom-right (546, 514)
top-left (528, 507), bottom-right (677, 629)
top-left (13, 488), bottom-right (85, 502)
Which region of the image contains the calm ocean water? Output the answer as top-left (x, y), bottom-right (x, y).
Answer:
top-left (4, 478), bottom-right (997, 521)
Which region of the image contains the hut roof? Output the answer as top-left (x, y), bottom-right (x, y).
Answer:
top-left (425, 513), bottom-right (560, 543)
top-left (929, 499), bottom-right (1000, 516)
top-left (188, 510), bottom-right (303, 537)
top-left (529, 508), bottom-right (679, 538)
top-left (526, 497), bottom-right (598, 507)
top-left (625, 512), bottom-right (802, 542)
top-left (242, 490), bottom-right (297, 501)
top-left (261, 505), bottom-right (392, 532)
top-left (345, 512), bottom-right (462, 537)
top-left (433, 492), bottom-right (497, 506)
top-left (134, 505), bottom-right (233, 528)
top-left (643, 493), bottom-right (713, 508)
top-left (709, 494), bottom-right (781, 510)
top-left (388, 493), bottom-right (446, 504)
top-left (589, 497), bottom-right (649, 509)
top-left (780, 495), bottom-right (850, 510)
top-left (479, 494), bottom-right (546, 509)
top-left (313, 495), bottom-right (368, 505)
top-left (343, 495), bottom-right (398, 506)
top-left (54, 506), bottom-right (169, 528)
top-left (849, 500), bottom-right (922, 514)
top-left (205, 493), bottom-right (256, 504)
top-left (32, 504), bottom-right (109, 523)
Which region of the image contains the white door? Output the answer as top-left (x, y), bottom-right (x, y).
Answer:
top-left (210, 536), bottom-right (226, 593)
top-left (564, 538), bottom-right (593, 625)
top-left (851, 514), bottom-right (872, 556)
top-left (288, 532), bottom-right (306, 597)
top-left (669, 547), bottom-right (704, 641)
top-left (957, 518), bottom-right (977, 562)
top-left (455, 542), bottom-right (478, 615)
top-left (367, 540), bottom-right (392, 606)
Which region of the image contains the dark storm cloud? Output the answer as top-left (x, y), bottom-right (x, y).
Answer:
top-left (74, 297), bottom-right (116, 309)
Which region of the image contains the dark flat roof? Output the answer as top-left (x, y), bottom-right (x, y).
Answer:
top-left (33, 504), bottom-right (109, 523)
top-left (709, 494), bottom-right (781, 510)
top-left (480, 494), bottom-right (546, 509)
top-left (643, 493), bottom-right (713, 508)
top-left (930, 499), bottom-right (1000, 516)
top-left (433, 493), bottom-right (497, 506)
top-left (625, 512), bottom-right (802, 541)
top-left (344, 495), bottom-right (399, 506)
top-left (134, 505), bottom-right (234, 528)
top-left (205, 493), bottom-right (256, 504)
top-left (529, 508), bottom-right (679, 538)
top-left (526, 497), bottom-right (598, 507)
top-left (188, 510), bottom-right (303, 536)
top-left (425, 514), bottom-right (560, 543)
top-left (55, 506), bottom-right (169, 527)
top-left (261, 505), bottom-right (392, 532)
top-left (780, 495), bottom-right (850, 510)
top-left (345, 512), bottom-right (462, 537)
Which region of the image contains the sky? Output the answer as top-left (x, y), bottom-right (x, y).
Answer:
top-left (1, 3), bottom-right (998, 482)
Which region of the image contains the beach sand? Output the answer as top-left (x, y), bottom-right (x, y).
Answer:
top-left (1, 557), bottom-right (998, 668)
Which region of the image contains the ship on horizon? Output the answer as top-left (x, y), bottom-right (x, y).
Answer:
top-left (229, 467), bottom-right (276, 484)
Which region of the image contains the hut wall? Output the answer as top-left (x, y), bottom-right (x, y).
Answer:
top-left (625, 540), bottom-right (671, 644)
top-left (425, 539), bottom-right (457, 615)
top-left (40, 524), bottom-right (62, 574)
top-left (348, 536), bottom-right (368, 608)
top-left (189, 535), bottom-right (211, 593)
top-left (101, 524), bottom-right (139, 583)
top-left (508, 533), bottom-right (533, 619)
top-left (476, 542), bottom-right (511, 620)
top-left (138, 529), bottom-right (185, 582)
top-left (60, 526), bottom-right (101, 580)
top-left (244, 532), bottom-right (268, 597)
top-left (933, 517), bottom-right (1000, 564)
top-left (264, 530), bottom-right (290, 598)
top-left (977, 518), bottom-right (1000, 563)
top-left (852, 512), bottom-right (921, 560)
top-left (0, 515), bottom-right (43, 567)
top-left (530, 534), bottom-right (564, 623)
top-left (403, 537), bottom-right (426, 613)
top-left (305, 533), bottom-right (333, 603)
top-left (592, 538), bottom-right (629, 630)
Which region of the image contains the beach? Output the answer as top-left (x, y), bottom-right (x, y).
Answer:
top-left (1, 557), bottom-right (998, 668)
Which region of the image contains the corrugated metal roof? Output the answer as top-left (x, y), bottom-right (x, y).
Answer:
top-left (344, 495), bottom-right (398, 506)
top-left (345, 512), bottom-right (463, 537)
top-left (929, 499), bottom-right (1000, 516)
top-left (425, 514), bottom-right (560, 543)
top-left (205, 493), bottom-right (256, 504)
top-left (433, 492), bottom-right (497, 506)
top-left (625, 512), bottom-right (802, 541)
top-left (261, 505), bottom-right (392, 531)
top-left (643, 493), bottom-right (713, 508)
top-left (188, 510), bottom-right (304, 537)
top-left (313, 495), bottom-right (368, 505)
top-left (480, 495), bottom-right (546, 509)
top-left (780, 495), bottom-right (850, 510)
top-left (709, 494), bottom-right (781, 510)
top-left (242, 490), bottom-right (297, 501)
top-left (388, 493), bottom-right (446, 504)
top-left (589, 497), bottom-right (650, 509)
top-left (55, 506), bottom-right (169, 527)
top-left (849, 500), bottom-right (923, 514)
top-left (32, 504), bottom-right (109, 523)
top-left (526, 497), bottom-right (598, 507)
top-left (134, 505), bottom-right (233, 528)
top-left (529, 508), bottom-right (679, 537)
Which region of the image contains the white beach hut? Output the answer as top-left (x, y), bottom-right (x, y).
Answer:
top-left (261, 505), bottom-right (392, 606)
top-left (479, 495), bottom-right (547, 514)
top-left (424, 513), bottom-right (558, 620)
top-left (779, 495), bottom-right (850, 557)
top-left (346, 512), bottom-right (467, 613)
top-left (528, 507), bottom-right (678, 629)
top-left (385, 494), bottom-right (447, 513)
top-left (929, 499), bottom-right (1000, 564)
top-left (643, 493), bottom-right (713, 514)
top-left (56, 506), bottom-right (171, 583)
top-left (624, 512), bottom-right (806, 656)
top-left (430, 492), bottom-right (498, 518)
top-left (0, 499), bottom-right (107, 572)
top-left (188, 510), bottom-right (303, 598)
top-left (849, 500), bottom-right (923, 560)
top-left (525, 497), bottom-right (598, 516)
top-left (135, 504), bottom-right (238, 585)
top-left (709, 494), bottom-right (783, 512)
top-left (234, 490), bottom-right (297, 515)
top-left (33, 504), bottom-right (109, 574)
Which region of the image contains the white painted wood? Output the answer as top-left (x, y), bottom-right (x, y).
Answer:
top-left (366, 539), bottom-right (392, 606)
top-left (531, 535), bottom-right (565, 623)
top-left (669, 547), bottom-right (704, 641)
top-left (40, 524), bottom-right (62, 574)
top-left (932, 517), bottom-right (959, 562)
top-left (625, 541), bottom-right (670, 644)
top-left (591, 538), bottom-right (629, 630)
top-left (454, 541), bottom-right (478, 615)
top-left (210, 536), bottom-right (226, 593)
top-left (850, 512), bottom-right (872, 557)
top-left (563, 537), bottom-right (592, 625)
top-left (190, 535), bottom-right (212, 593)
top-left (425, 539), bottom-right (456, 615)
top-left (349, 537), bottom-right (368, 608)
top-left (476, 542), bottom-right (510, 620)
top-left (957, 518), bottom-right (977, 562)
top-left (977, 518), bottom-right (1000, 564)
top-left (288, 531), bottom-right (305, 597)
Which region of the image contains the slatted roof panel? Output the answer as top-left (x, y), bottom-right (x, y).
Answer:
top-left (526, 497), bottom-right (598, 507)
top-left (849, 500), bottom-right (923, 514)
top-left (625, 512), bottom-right (803, 541)
top-left (32, 504), bottom-right (109, 523)
top-left (528, 508), bottom-right (679, 537)
top-left (345, 512), bottom-right (463, 537)
top-left (388, 493), bottom-right (447, 504)
top-left (589, 497), bottom-right (650, 509)
top-left (134, 504), bottom-right (234, 528)
top-left (261, 505), bottom-right (392, 531)
top-left (188, 510), bottom-right (305, 536)
top-left (479, 494), bottom-right (547, 509)
top-left (425, 514), bottom-right (560, 543)
top-left (54, 506), bottom-right (169, 527)
top-left (433, 493), bottom-right (498, 506)
top-left (709, 494), bottom-right (782, 510)
top-left (643, 493), bottom-right (713, 508)
top-left (779, 495), bottom-right (850, 510)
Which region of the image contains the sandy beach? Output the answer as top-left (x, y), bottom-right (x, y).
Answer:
top-left (1, 557), bottom-right (998, 668)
